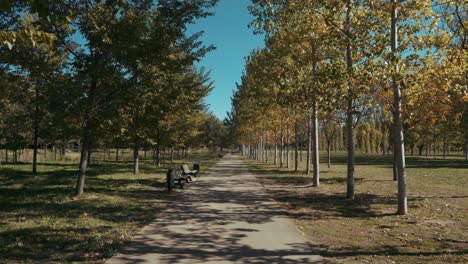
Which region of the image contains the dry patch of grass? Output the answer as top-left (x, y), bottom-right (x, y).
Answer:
top-left (245, 152), bottom-right (468, 264)
top-left (0, 151), bottom-right (221, 263)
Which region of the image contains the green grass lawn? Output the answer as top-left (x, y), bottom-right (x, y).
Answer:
top-left (244, 151), bottom-right (468, 264)
top-left (0, 151), bottom-right (221, 263)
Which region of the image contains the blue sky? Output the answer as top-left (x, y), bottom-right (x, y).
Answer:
top-left (187, 0), bottom-right (265, 120)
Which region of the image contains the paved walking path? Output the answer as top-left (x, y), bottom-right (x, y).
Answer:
top-left (107, 154), bottom-right (323, 264)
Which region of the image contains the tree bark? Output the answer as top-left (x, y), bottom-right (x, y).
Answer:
top-left (274, 129), bottom-right (278, 165)
top-left (393, 143), bottom-right (398, 181)
top-left (306, 110), bottom-right (312, 175)
top-left (76, 79), bottom-right (97, 196)
top-left (392, 0), bottom-right (407, 215)
top-left (280, 129), bottom-right (284, 167)
top-left (312, 102), bottom-right (320, 187)
top-left (33, 86), bottom-right (39, 175)
top-left (465, 128), bottom-right (468, 161)
top-left (286, 127), bottom-right (290, 169)
top-left (133, 143), bottom-right (139, 175)
top-left (345, 0), bottom-right (355, 200)
top-left (294, 121), bottom-right (299, 173)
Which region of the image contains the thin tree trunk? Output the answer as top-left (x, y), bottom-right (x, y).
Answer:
top-left (116, 147), bottom-right (119, 162)
top-left (345, 0), bottom-right (355, 200)
top-left (133, 143), bottom-right (139, 175)
top-left (280, 129), bottom-right (284, 167)
top-left (61, 144), bottom-right (65, 160)
top-left (306, 110), bottom-right (312, 175)
top-left (327, 141), bottom-right (331, 168)
top-left (265, 132), bottom-right (269, 163)
top-left (295, 121), bottom-right (299, 173)
top-left (33, 117), bottom-right (39, 174)
top-left (392, 0), bottom-right (407, 215)
top-left (156, 144), bottom-right (161, 167)
top-left (171, 147), bottom-right (174, 163)
top-left (312, 102), bottom-right (320, 187)
top-left (464, 128), bottom-right (468, 160)
top-left (76, 79), bottom-right (97, 196)
top-left (465, 128), bottom-right (468, 161)
top-left (393, 143), bottom-right (398, 181)
top-left (286, 127), bottom-right (290, 169)
top-left (33, 86), bottom-right (39, 174)
top-left (274, 129), bottom-right (278, 165)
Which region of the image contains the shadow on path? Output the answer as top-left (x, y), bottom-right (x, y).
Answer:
top-left (107, 155), bottom-right (324, 264)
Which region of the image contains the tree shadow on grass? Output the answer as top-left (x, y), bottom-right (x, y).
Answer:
top-left (329, 154), bottom-right (468, 169)
top-left (0, 162), bottom-right (171, 263)
top-left (273, 191), bottom-right (396, 219)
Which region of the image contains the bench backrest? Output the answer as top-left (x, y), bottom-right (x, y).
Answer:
top-left (181, 164), bottom-right (191, 173)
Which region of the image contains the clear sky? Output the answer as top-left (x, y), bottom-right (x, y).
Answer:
top-left (187, 0), bottom-right (265, 120)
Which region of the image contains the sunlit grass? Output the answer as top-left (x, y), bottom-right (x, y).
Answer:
top-left (244, 151), bottom-right (468, 264)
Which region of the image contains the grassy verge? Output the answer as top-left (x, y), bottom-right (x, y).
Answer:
top-left (0, 151), bottom-right (221, 263)
top-left (244, 152), bottom-right (468, 264)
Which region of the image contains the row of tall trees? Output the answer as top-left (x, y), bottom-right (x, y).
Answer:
top-left (231, 0), bottom-right (467, 215)
top-left (0, 0), bottom-right (220, 195)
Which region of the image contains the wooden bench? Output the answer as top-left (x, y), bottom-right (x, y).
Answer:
top-left (181, 164), bottom-right (198, 178)
top-left (167, 168), bottom-right (191, 191)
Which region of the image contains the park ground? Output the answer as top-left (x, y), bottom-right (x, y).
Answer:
top-left (244, 152), bottom-right (468, 264)
top-left (0, 151), bottom-right (467, 263)
top-left (0, 150), bottom-right (221, 263)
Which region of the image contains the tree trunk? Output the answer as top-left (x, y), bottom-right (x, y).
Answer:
top-left (465, 128), bottom-right (468, 161)
top-left (393, 143), bottom-right (398, 181)
top-left (76, 79), bottom-right (97, 196)
top-left (345, 0), bottom-right (355, 200)
top-left (425, 139), bottom-right (429, 157)
top-left (76, 139), bottom-right (89, 196)
top-left (33, 117), bottom-right (39, 174)
top-left (306, 110), bottom-right (312, 175)
top-left (286, 127), bottom-right (290, 169)
top-left (327, 141), bottom-right (331, 169)
top-left (280, 129), bottom-right (284, 167)
top-left (171, 147), bottom-right (174, 163)
top-left (312, 102), bottom-right (320, 187)
top-left (133, 144), bottom-right (139, 175)
top-left (61, 144), bottom-right (65, 160)
top-left (274, 129), bottom-right (278, 165)
top-left (300, 136), bottom-right (303, 162)
top-left (392, 0), bottom-right (407, 215)
top-left (156, 144), bottom-right (161, 167)
top-left (294, 121), bottom-right (299, 173)
top-left (33, 85), bottom-right (39, 174)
